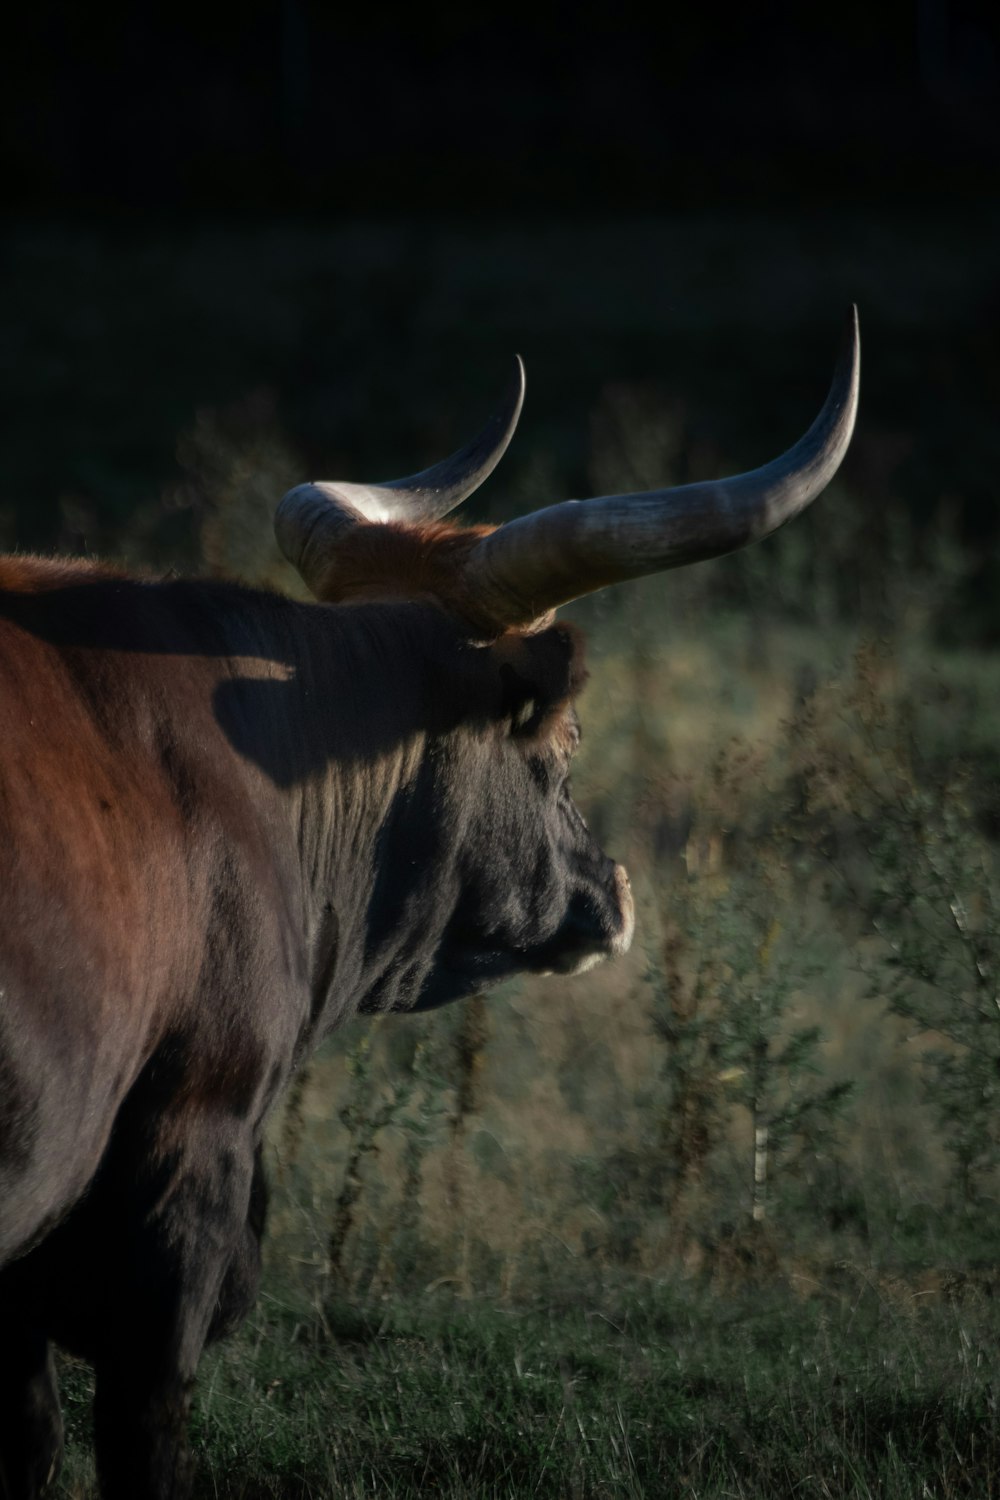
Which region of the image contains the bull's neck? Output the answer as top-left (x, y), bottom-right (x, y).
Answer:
top-left (294, 728), bottom-right (429, 1037)
top-left (272, 599), bottom-right (455, 1040)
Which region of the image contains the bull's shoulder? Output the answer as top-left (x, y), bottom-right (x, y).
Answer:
top-left (0, 555), bottom-right (127, 593)
top-left (0, 557), bottom-right (301, 664)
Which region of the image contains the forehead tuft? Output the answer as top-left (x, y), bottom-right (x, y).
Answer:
top-left (310, 520), bottom-right (489, 609)
top-left (309, 518), bottom-right (562, 638)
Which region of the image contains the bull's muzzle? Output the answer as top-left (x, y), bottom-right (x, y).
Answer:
top-left (608, 862), bottom-right (635, 957)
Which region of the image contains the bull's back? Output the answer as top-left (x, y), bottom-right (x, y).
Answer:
top-left (0, 567), bottom-right (212, 1261)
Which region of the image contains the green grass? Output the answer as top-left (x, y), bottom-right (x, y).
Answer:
top-left (55, 1269), bottom-right (1000, 1498)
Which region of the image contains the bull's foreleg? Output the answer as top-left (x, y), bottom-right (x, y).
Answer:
top-left (0, 1319), bottom-right (64, 1500)
top-left (93, 1367), bottom-right (197, 1500)
top-left (91, 1120), bottom-right (257, 1500)
top-left (208, 1143), bottom-right (268, 1344)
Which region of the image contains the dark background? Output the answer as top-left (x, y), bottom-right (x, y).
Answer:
top-left (6, 2), bottom-right (999, 214)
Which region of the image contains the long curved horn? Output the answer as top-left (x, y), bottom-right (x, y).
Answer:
top-left (275, 356), bottom-right (525, 592)
top-left (459, 308), bottom-right (860, 630)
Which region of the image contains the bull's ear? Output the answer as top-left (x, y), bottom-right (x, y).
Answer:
top-left (492, 624), bottom-right (588, 737)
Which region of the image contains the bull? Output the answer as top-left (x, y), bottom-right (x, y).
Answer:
top-left (0, 311), bottom-right (859, 1498)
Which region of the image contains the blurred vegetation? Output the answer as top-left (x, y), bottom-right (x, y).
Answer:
top-left (12, 220), bottom-right (1000, 1493)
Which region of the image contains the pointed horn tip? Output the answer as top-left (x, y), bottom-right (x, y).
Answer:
top-left (826, 305), bottom-right (860, 419)
top-left (481, 353), bottom-right (525, 440)
top-left (843, 303), bottom-right (860, 359)
top-left (509, 353), bottom-right (526, 408)
top-left (475, 355), bottom-right (525, 439)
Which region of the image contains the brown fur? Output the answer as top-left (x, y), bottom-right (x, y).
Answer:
top-left (0, 548), bottom-right (632, 1498)
top-left (0, 556), bottom-right (125, 594)
top-left (310, 519), bottom-right (515, 635)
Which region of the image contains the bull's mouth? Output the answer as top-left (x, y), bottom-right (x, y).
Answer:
top-left (531, 861), bottom-right (634, 977)
top-left (610, 862), bottom-right (635, 954)
top-left (407, 862), bottom-right (634, 1012)
top-left (409, 941), bottom-right (532, 1011)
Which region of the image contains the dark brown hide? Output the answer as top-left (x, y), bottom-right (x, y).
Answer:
top-left (0, 557), bottom-right (628, 1499)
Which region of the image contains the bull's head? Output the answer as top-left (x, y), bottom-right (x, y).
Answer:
top-left (273, 312), bottom-right (859, 1006)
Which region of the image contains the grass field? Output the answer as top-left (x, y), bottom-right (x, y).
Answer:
top-left (53, 1269), bottom-right (1000, 1498)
